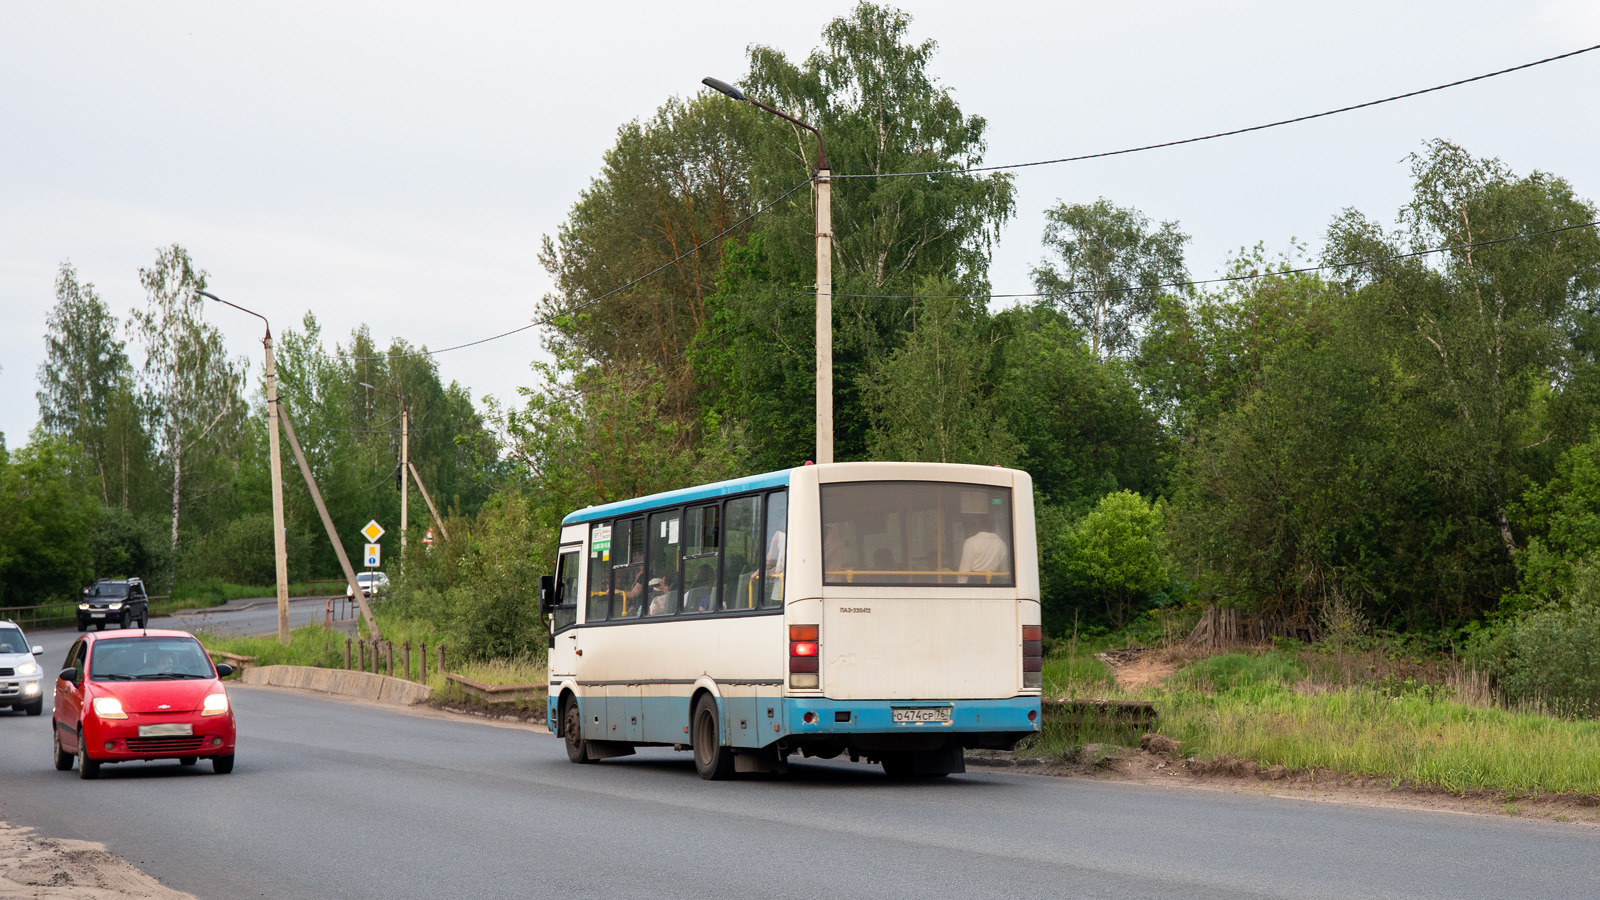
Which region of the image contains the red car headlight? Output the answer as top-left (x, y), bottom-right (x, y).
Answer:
top-left (92, 696), bottom-right (128, 719)
top-left (202, 692), bottom-right (230, 716)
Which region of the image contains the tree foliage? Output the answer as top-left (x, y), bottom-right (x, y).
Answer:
top-left (1032, 198), bottom-right (1188, 359)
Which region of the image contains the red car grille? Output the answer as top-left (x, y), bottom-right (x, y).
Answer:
top-left (126, 736), bottom-right (208, 753)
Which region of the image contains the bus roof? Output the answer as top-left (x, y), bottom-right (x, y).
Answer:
top-left (561, 468), bottom-right (795, 526)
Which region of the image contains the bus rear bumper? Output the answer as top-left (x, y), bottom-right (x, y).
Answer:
top-left (780, 695), bottom-right (1039, 751)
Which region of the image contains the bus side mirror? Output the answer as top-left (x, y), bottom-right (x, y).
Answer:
top-left (538, 574), bottom-right (557, 613)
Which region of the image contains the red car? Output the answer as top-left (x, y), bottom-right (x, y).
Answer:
top-left (52, 629), bottom-right (237, 779)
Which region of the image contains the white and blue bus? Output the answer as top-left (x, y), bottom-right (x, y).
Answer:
top-left (540, 461), bottom-right (1042, 779)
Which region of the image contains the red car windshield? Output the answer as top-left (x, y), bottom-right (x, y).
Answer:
top-left (90, 637), bottom-right (214, 681)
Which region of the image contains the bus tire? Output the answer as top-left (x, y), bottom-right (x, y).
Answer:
top-left (563, 700), bottom-right (594, 764)
top-left (692, 695), bottom-right (734, 781)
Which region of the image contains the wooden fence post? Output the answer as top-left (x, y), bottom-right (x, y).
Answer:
top-left (386, 641), bottom-right (394, 677)
top-left (438, 644), bottom-right (445, 676)
top-left (345, 637), bottom-right (352, 670)
top-left (420, 642), bottom-right (428, 682)
top-left (358, 639), bottom-right (366, 671)
top-left (403, 641), bottom-right (412, 681)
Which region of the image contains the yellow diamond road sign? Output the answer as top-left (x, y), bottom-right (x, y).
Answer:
top-left (361, 520), bottom-right (385, 542)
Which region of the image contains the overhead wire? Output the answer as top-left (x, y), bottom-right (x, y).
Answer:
top-left (834, 43), bottom-right (1600, 180)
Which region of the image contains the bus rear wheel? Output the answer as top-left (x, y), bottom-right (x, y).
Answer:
top-left (692, 696), bottom-right (734, 781)
top-left (563, 701), bottom-right (594, 764)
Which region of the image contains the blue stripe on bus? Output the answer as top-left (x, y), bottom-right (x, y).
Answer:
top-left (782, 697), bottom-right (1040, 736)
top-left (552, 691), bottom-right (1040, 748)
top-left (560, 468), bottom-right (796, 525)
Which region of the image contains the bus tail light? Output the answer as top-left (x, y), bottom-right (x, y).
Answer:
top-left (790, 625), bottom-right (820, 688)
top-left (1022, 624), bottom-right (1043, 689)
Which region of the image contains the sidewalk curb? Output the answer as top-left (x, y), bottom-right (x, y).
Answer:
top-left (238, 664), bottom-right (431, 705)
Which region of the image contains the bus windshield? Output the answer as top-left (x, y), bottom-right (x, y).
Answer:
top-left (820, 481), bottom-right (1014, 586)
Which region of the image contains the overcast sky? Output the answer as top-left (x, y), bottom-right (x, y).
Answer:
top-left (3, 0), bottom-right (1597, 445)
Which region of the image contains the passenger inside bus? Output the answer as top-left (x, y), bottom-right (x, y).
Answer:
top-left (618, 567), bottom-right (646, 616)
top-left (957, 512), bottom-right (1010, 583)
top-left (646, 576), bottom-right (677, 616)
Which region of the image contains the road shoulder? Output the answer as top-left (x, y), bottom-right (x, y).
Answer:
top-left (0, 821), bottom-right (197, 900)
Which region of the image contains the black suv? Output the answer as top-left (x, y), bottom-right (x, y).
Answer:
top-left (77, 578), bottom-right (149, 631)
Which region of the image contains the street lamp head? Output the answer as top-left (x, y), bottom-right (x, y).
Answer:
top-left (359, 383), bottom-right (376, 391)
top-left (701, 77), bottom-right (746, 102)
top-left (197, 289), bottom-right (271, 337)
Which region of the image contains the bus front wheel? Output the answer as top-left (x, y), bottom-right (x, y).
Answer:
top-left (563, 701), bottom-right (594, 764)
top-left (692, 696), bottom-right (734, 781)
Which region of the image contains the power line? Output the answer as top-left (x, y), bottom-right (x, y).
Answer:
top-left (819, 219), bottom-right (1600, 301)
top-left (320, 177), bottom-right (815, 363)
top-left (835, 43), bottom-right (1600, 180)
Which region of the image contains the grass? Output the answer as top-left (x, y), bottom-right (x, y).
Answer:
top-left (1029, 640), bottom-right (1600, 796)
top-left (1155, 671), bottom-right (1600, 795)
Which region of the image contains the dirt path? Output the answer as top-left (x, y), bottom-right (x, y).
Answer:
top-left (0, 823), bottom-right (197, 900)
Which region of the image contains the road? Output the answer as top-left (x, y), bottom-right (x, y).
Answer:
top-left (161, 595), bottom-right (354, 636)
top-left (0, 618), bottom-right (1596, 899)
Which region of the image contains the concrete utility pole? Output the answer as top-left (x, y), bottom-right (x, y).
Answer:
top-left (277, 398), bottom-right (382, 641)
top-left (702, 76), bottom-right (832, 464)
top-left (407, 461), bottom-right (451, 541)
top-left (200, 291), bottom-right (291, 645)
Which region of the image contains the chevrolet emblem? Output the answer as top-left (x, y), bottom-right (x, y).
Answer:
top-left (157, 704), bottom-right (170, 710)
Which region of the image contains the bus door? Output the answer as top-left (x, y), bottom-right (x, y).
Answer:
top-left (549, 545), bottom-right (583, 679)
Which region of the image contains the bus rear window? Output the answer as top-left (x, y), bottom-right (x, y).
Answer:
top-left (820, 482), bottom-right (1014, 587)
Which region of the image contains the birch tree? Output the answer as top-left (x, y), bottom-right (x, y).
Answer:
top-left (37, 263), bottom-right (134, 505)
top-left (128, 245), bottom-right (247, 583)
top-left (1031, 198), bottom-right (1188, 359)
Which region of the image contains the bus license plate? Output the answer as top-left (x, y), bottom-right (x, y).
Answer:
top-left (139, 723), bottom-right (193, 737)
top-left (892, 707), bottom-right (951, 724)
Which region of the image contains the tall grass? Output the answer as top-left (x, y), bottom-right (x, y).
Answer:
top-left (1158, 685), bottom-right (1600, 795)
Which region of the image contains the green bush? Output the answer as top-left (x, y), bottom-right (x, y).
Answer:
top-left (180, 513), bottom-right (311, 585)
top-left (387, 489), bottom-right (555, 661)
top-left (1467, 600), bottom-right (1600, 718)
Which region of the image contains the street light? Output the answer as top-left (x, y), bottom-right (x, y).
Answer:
top-left (702, 76), bottom-right (833, 465)
top-left (359, 382), bottom-right (410, 562)
top-left (198, 290), bottom-right (291, 646)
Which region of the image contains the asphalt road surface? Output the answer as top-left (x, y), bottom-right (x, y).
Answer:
top-left (0, 619), bottom-right (1595, 900)
top-left (159, 595), bottom-right (355, 636)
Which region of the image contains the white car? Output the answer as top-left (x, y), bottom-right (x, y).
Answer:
top-left (0, 620), bottom-right (45, 716)
top-left (346, 572), bottom-right (389, 599)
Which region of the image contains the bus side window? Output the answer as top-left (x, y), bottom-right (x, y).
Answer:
top-left (587, 522), bottom-right (612, 622)
top-left (681, 505), bottom-right (719, 614)
top-left (554, 549), bottom-right (580, 633)
top-left (612, 517), bottom-right (646, 618)
top-left (761, 490), bottom-right (788, 608)
top-left (719, 496), bottom-right (762, 611)
top-left (643, 510), bottom-right (680, 617)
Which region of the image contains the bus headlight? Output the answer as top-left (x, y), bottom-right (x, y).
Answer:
top-left (202, 693), bottom-right (230, 716)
